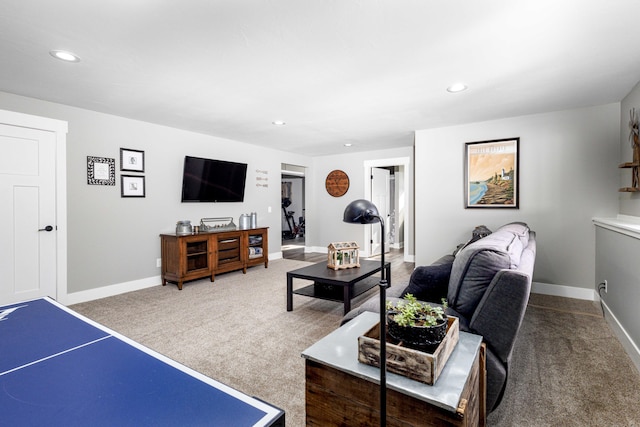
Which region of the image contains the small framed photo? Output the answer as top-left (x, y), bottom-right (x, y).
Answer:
top-left (121, 175), bottom-right (145, 198)
top-left (464, 138), bottom-right (519, 208)
top-left (87, 156), bottom-right (115, 185)
top-left (120, 148), bottom-right (145, 172)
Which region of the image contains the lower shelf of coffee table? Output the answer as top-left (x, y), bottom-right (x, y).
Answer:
top-left (292, 277), bottom-right (378, 302)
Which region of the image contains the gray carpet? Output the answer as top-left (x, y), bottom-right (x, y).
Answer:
top-left (489, 294), bottom-right (640, 426)
top-left (71, 260), bottom-right (640, 426)
top-left (71, 259), bottom-right (399, 426)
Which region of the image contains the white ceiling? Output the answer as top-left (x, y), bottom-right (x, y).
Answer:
top-left (1, 1), bottom-right (640, 156)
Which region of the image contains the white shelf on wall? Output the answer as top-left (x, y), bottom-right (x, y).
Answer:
top-left (593, 215), bottom-right (640, 240)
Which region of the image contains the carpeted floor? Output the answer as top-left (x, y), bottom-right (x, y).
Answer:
top-left (71, 259), bottom-right (407, 426)
top-left (71, 259), bottom-right (640, 426)
top-left (489, 293), bottom-right (640, 426)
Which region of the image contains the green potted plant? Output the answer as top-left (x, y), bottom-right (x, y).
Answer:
top-left (386, 294), bottom-right (449, 349)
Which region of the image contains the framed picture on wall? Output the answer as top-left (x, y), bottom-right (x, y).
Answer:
top-left (121, 175), bottom-right (145, 198)
top-left (464, 138), bottom-right (519, 208)
top-left (87, 156), bottom-right (115, 185)
top-left (120, 148), bottom-right (145, 172)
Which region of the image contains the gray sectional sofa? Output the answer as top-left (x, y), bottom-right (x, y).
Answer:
top-left (342, 222), bottom-right (536, 413)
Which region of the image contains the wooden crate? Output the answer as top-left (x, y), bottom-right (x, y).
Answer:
top-left (358, 316), bottom-right (459, 385)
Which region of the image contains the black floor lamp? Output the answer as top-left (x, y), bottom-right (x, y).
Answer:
top-left (343, 199), bottom-right (389, 427)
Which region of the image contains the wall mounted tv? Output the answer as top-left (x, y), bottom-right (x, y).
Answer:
top-left (181, 156), bottom-right (248, 202)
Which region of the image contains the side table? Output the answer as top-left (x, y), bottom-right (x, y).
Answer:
top-left (301, 311), bottom-right (486, 426)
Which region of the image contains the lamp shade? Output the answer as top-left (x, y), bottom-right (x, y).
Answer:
top-left (343, 199), bottom-right (381, 224)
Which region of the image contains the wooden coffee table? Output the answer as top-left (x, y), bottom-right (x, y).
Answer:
top-left (286, 260), bottom-right (391, 315)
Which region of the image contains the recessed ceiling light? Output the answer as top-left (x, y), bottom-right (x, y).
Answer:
top-left (50, 50), bottom-right (80, 62)
top-left (344, 143), bottom-right (352, 147)
top-left (272, 120), bottom-right (286, 126)
top-left (447, 83), bottom-right (467, 93)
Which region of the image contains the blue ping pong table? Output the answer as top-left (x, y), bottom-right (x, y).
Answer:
top-left (0, 297), bottom-right (284, 426)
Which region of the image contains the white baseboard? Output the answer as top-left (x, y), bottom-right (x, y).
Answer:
top-left (67, 255), bottom-right (283, 306)
top-left (602, 300), bottom-right (640, 374)
top-left (306, 245), bottom-right (327, 254)
top-left (64, 276), bottom-right (162, 305)
top-left (531, 281), bottom-right (596, 301)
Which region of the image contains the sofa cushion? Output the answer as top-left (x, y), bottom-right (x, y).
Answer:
top-left (447, 248), bottom-right (511, 319)
top-left (498, 222), bottom-right (530, 267)
top-left (402, 262), bottom-right (453, 303)
top-left (499, 222), bottom-right (529, 246)
top-left (447, 222), bottom-right (530, 319)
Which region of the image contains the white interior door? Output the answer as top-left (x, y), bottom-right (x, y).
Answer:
top-left (370, 167), bottom-right (390, 257)
top-left (0, 124), bottom-right (57, 305)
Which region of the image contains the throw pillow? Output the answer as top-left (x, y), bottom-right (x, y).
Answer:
top-left (447, 248), bottom-right (511, 319)
top-left (402, 262), bottom-right (453, 303)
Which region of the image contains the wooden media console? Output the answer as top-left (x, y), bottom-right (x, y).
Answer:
top-left (160, 227), bottom-right (268, 290)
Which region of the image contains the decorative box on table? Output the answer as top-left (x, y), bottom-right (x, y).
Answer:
top-left (327, 241), bottom-right (360, 270)
top-left (358, 316), bottom-right (459, 385)
top-left (199, 217), bottom-right (237, 232)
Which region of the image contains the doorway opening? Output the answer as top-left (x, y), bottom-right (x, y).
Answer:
top-left (364, 157), bottom-right (411, 263)
top-left (281, 164), bottom-right (306, 257)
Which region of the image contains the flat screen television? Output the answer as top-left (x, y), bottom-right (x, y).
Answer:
top-left (181, 156), bottom-right (248, 202)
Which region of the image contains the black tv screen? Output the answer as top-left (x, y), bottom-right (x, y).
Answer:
top-left (181, 156), bottom-right (248, 202)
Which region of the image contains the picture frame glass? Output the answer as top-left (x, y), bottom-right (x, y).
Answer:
top-left (93, 162), bottom-right (110, 180)
top-left (465, 138), bottom-right (519, 208)
top-left (120, 148), bottom-right (145, 172)
top-left (121, 175), bottom-right (145, 197)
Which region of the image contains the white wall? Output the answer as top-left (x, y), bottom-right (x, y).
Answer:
top-left (4, 86), bottom-right (625, 301)
top-left (415, 104), bottom-right (620, 291)
top-left (307, 147), bottom-right (414, 257)
top-left (0, 91), bottom-right (310, 300)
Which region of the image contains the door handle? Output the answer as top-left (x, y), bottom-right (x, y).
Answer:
top-left (38, 225), bottom-right (54, 232)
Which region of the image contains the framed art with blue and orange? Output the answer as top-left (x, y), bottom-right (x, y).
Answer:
top-left (464, 138), bottom-right (519, 209)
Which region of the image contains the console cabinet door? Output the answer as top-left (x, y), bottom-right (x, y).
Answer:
top-left (161, 234), bottom-right (211, 290)
top-left (246, 228), bottom-right (269, 268)
top-left (183, 235), bottom-right (210, 276)
top-left (212, 231), bottom-right (244, 278)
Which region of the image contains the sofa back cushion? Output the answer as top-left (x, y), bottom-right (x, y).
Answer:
top-left (496, 222), bottom-right (530, 268)
top-left (447, 222), bottom-right (530, 319)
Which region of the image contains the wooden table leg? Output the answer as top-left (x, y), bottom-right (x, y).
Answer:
top-left (343, 284), bottom-right (352, 315)
top-left (287, 273), bottom-right (293, 311)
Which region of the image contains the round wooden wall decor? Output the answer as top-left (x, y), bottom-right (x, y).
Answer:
top-left (325, 169), bottom-right (350, 197)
